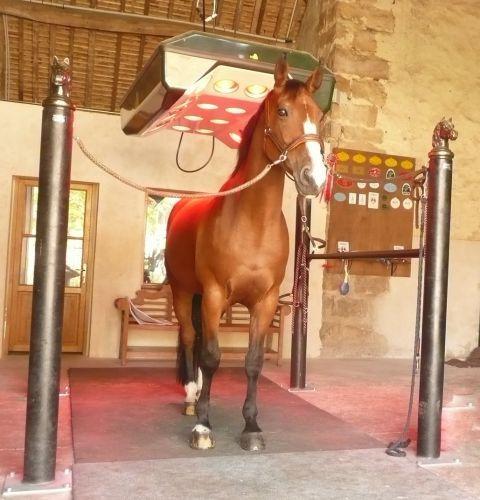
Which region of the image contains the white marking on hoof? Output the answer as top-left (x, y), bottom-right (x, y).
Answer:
top-left (190, 424), bottom-right (215, 450)
top-left (184, 381), bottom-right (197, 403)
top-left (193, 424), bottom-right (210, 433)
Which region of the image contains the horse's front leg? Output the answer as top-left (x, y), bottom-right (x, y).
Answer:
top-left (190, 286), bottom-right (223, 450)
top-left (240, 289), bottom-right (279, 451)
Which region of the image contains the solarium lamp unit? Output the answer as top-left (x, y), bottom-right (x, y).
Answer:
top-left (120, 31), bottom-right (336, 149)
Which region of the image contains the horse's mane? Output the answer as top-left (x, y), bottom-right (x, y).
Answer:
top-left (231, 100), bottom-right (266, 175)
top-left (219, 81), bottom-right (305, 192)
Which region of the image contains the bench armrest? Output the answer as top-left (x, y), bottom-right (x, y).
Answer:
top-left (114, 297), bottom-right (130, 311)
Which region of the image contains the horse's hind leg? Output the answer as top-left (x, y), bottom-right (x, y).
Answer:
top-left (240, 289), bottom-right (279, 451)
top-left (173, 290), bottom-right (200, 416)
top-left (190, 286), bottom-right (223, 450)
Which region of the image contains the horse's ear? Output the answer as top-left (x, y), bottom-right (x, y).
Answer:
top-left (274, 55), bottom-right (289, 88)
top-left (305, 65), bottom-right (323, 94)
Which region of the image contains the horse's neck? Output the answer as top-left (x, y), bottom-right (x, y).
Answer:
top-left (224, 117), bottom-right (285, 220)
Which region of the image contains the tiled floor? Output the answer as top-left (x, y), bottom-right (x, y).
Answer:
top-left (0, 355), bottom-right (479, 498)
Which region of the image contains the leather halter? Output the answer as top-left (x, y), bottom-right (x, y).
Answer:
top-left (263, 94), bottom-right (323, 161)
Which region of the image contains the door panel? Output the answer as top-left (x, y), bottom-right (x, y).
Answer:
top-left (6, 177), bottom-right (98, 353)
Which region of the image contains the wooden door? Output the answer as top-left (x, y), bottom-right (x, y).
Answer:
top-left (6, 177), bottom-right (98, 353)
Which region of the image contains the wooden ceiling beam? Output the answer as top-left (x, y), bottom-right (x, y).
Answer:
top-left (32, 21), bottom-right (38, 102)
top-left (0, 0), bottom-right (284, 44)
top-left (0, 14), bottom-right (6, 99)
top-left (255, 0), bottom-right (267, 35)
top-left (18, 16), bottom-right (23, 100)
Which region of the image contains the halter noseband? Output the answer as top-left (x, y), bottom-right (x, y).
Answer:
top-left (263, 95), bottom-right (324, 161)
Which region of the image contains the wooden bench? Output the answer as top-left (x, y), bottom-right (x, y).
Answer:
top-left (115, 285), bottom-right (290, 366)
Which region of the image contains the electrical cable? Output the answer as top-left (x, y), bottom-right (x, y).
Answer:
top-left (175, 132), bottom-right (215, 173)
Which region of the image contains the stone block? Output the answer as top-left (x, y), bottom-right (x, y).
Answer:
top-left (339, 139), bottom-right (385, 153)
top-left (336, 2), bottom-right (394, 33)
top-left (336, 2), bottom-right (362, 23)
top-left (322, 295), bottom-right (335, 315)
top-left (333, 296), bottom-right (366, 317)
top-left (353, 31), bottom-right (377, 53)
top-left (351, 275), bottom-right (390, 295)
top-left (341, 125), bottom-right (384, 144)
top-left (320, 323), bottom-right (389, 357)
top-left (326, 121), bottom-right (343, 142)
top-left (332, 75), bottom-right (351, 94)
top-left (323, 272), bottom-right (342, 291)
top-left (333, 46), bottom-right (389, 80)
top-left (350, 79), bottom-right (387, 107)
top-left (362, 7), bottom-right (395, 33)
top-left (334, 103), bottom-right (378, 127)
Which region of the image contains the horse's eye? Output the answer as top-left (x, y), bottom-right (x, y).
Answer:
top-left (277, 108), bottom-right (288, 117)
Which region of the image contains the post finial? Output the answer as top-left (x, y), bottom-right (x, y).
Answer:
top-left (432, 118), bottom-right (458, 148)
top-left (50, 56), bottom-right (71, 99)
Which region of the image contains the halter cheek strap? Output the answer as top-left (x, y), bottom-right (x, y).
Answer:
top-left (263, 96), bottom-right (323, 162)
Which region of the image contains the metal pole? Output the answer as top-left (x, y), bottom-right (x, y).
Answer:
top-left (23, 57), bottom-right (74, 484)
top-left (290, 196), bottom-right (311, 389)
top-left (417, 119), bottom-right (457, 458)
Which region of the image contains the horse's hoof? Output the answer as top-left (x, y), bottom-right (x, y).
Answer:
top-left (240, 431), bottom-right (265, 452)
top-left (183, 403), bottom-right (196, 416)
top-left (190, 425), bottom-right (215, 450)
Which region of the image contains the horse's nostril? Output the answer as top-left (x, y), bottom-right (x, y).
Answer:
top-left (300, 167), bottom-right (316, 186)
top-left (300, 166), bottom-right (312, 185)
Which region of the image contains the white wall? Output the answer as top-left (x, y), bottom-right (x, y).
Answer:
top-left (374, 240), bottom-right (480, 359)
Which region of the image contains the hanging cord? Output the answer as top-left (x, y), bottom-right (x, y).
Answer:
top-left (74, 136), bottom-right (287, 199)
top-left (175, 132), bottom-right (215, 173)
top-left (290, 238), bottom-right (309, 338)
top-left (386, 169), bottom-right (428, 457)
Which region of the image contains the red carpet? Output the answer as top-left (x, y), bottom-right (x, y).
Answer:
top-left (69, 367), bottom-right (381, 463)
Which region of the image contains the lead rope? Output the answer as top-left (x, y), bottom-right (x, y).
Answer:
top-left (291, 239), bottom-right (309, 337)
top-left (386, 170), bottom-right (428, 457)
top-left (74, 136), bottom-right (287, 199)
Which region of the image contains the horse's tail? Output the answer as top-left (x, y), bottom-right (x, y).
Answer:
top-left (176, 294), bottom-right (203, 385)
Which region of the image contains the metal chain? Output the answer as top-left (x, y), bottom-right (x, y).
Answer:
top-left (74, 136), bottom-right (287, 199)
top-left (386, 169), bottom-right (428, 457)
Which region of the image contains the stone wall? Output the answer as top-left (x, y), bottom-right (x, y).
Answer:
top-left (296, 0), bottom-right (480, 358)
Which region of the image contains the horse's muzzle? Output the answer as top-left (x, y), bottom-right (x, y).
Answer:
top-left (295, 166), bottom-right (324, 197)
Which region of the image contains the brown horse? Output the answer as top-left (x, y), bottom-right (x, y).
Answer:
top-left (165, 57), bottom-right (326, 451)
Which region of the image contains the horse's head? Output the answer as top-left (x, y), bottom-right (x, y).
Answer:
top-left (263, 57), bottom-right (326, 197)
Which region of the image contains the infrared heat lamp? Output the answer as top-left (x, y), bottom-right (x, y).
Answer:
top-left (120, 31), bottom-right (335, 149)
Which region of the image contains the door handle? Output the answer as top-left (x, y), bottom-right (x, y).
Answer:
top-left (81, 263), bottom-right (87, 284)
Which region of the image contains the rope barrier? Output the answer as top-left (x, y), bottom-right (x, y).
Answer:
top-left (74, 136), bottom-right (287, 199)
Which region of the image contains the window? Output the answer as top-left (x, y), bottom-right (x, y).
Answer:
top-left (20, 185), bottom-right (87, 288)
top-left (143, 194), bottom-right (180, 285)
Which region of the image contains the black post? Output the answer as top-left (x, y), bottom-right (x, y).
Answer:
top-left (23, 57), bottom-right (74, 483)
top-left (290, 196), bottom-right (311, 389)
top-left (417, 119), bottom-right (457, 458)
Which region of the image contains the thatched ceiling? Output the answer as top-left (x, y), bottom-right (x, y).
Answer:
top-left (0, 0), bottom-right (306, 112)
